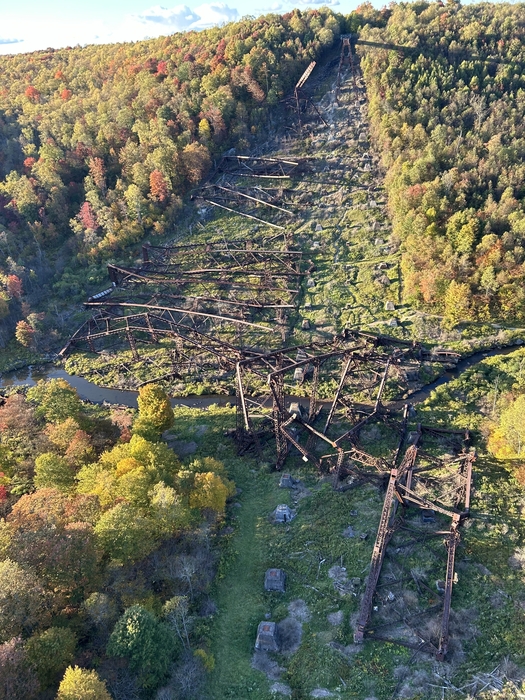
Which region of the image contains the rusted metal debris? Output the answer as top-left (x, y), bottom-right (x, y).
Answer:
top-left (193, 156), bottom-right (309, 228)
top-left (60, 241), bottom-right (305, 360)
top-left (233, 330), bottom-right (459, 465)
top-left (231, 328), bottom-right (468, 660)
top-left (64, 256), bottom-right (468, 660)
top-left (281, 60), bottom-right (328, 131)
top-left (216, 155), bottom-right (305, 179)
top-left (59, 45), bottom-right (473, 661)
top-left (336, 35), bottom-right (359, 100)
top-left (354, 432), bottom-right (474, 661)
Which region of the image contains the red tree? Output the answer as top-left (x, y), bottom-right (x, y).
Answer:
top-left (23, 157), bottom-right (36, 172)
top-left (0, 395), bottom-right (36, 433)
top-left (24, 86), bottom-right (39, 102)
top-left (156, 61), bottom-right (168, 76)
top-left (6, 276), bottom-right (22, 299)
top-left (149, 170), bottom-right (169, 203)
top-left (77, 202), bottom-right (97, 230)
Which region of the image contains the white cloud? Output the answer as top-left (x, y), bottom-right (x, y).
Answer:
top-left (191, 3), bottom-right (239, 28)
top-left (297, 0), bottom-right (340, 4)
top-left (0, 3), bottom-right (241, 55)
top-left (125, 3), bottom-right (239, 36)
top-left (129, 5), bottom-right (200, 32)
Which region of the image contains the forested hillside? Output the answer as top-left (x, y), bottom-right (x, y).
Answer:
top-left (0, 9), bottom-right (343, 350)
top-left (0, 380), bottom-right (235, 698)
top-left (359, 1), bottom-right (525, 326)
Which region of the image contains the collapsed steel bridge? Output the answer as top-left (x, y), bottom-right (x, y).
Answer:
top-left (60, 240), bottom-right (306, 363)
top-left (62, 251), bottom-right (471, 662)
top-left (59, 45), bottom-right (474, 658)
top-left (353, 426), bottom-right (474, 660)
top-left (193, 156), bottom-right (310, 228)
top-left (233, 330), bottom-right (460, 467)
top-left (231, 331), bottom-right (470, 660)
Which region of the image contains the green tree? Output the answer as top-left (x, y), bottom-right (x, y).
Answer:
top-left (26, 380), bottom-right (83, 424)
top-left (81, 592), bottom-right (117, 637)
top-left (150, 482), bottom-right (191, 535)
top-left (0, 560), bottom-right (47, 642)
top-left (56, 666), bottom-right (111, 700)
top-left (26, 627), bottom-right (76, 689)
top-left (9, 522), bottom-right (100, 604)
top-left (107, 605), bottom-right (175, 690)
top-left (94, 502), bottom-right (157, 562)
top-left (34, 453), bottom-right (74, 492)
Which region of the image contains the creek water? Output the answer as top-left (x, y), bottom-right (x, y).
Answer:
top-left (0, 367), bottom-right (232, 409)
top-left (0, 343), bottom-right (522, 409)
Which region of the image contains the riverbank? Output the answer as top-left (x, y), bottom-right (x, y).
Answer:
top-left (2, 339), bottom-right (524, 414)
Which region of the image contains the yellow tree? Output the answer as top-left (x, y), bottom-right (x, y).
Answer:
top-left (134, 384), bottom-right (174, 440)
top-left (56, 666), bottom-right (111, 700)
top-left (189, 472), bottom-right (234, 516)
top-left (489, 395), bottom-right (525, 459)
top-left (442, 280), bottom-right (472, 330)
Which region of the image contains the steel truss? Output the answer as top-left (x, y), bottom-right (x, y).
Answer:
top-left (60, 241), bottom-right (306, 362)
top-left (353, 426), bottom-right (474, 660)
top-left (59, 43), bottom-right (475, 662)
top-left (216, 155), bottom-right (305, 179)
top-left (196, 183), bottom-right (295, 230)
top-left (233, 330), bottom-right (460, 465)
top-left (232, 326), bottom-right (468, 660)
top-left (336, 35), bottom-right (359, 100)
top-left (194, 156), bottom-right (310, 228)
top-left (282, 61), bottom-right (328, 132)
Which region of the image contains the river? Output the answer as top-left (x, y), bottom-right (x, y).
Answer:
top-left (0, 342), bottom-right (523, 409)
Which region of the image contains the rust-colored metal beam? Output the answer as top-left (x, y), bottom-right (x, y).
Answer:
top-left (437, 514), bottom-right (461, 660)
top-left (296, 61), bottom-right (316, 90)
top-left (203, 198), bottom-right (286, 229)
top-left (354, 466), bottom-right (400, 643)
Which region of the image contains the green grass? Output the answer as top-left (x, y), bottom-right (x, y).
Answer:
top-left (205, 451), bottom-right (416, 699)
top-left (0, 339), bottom-right (44, 374)
top-left (207, 464), bottom-right (278, 699)
top-left (194, 348), bottom-right (525, 699)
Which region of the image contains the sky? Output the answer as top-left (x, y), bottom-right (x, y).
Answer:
top-left (0, 0), bottom-right (361, 56)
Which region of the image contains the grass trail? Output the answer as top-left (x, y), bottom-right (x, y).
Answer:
top-left (207, 462), bottom-right (280, 699)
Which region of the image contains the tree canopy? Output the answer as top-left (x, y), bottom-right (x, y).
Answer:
top-left (0, 9), bottom-right (344, 350)
top-left (359, 1), bottom-right (525, 323)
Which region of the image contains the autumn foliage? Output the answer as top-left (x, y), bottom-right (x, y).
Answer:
top-left (0, 9), bottom-right (342, 347)
top-left (0, 379), bottom-right (234, 695)
top-left (360, 2), bottom-right (525, 323)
